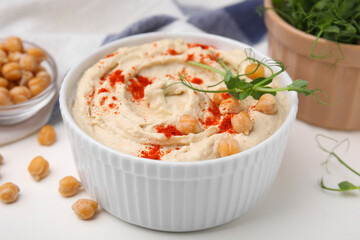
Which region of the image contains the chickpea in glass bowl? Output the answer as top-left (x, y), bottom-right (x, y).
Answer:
top-left (0, 36), bottom-right (58, 125)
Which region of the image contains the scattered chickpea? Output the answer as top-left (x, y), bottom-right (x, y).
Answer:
top-left (0, 154), bottom-right (3, 164)
top-left (0, 87), bottom-right (12, 106)
top-left (7, 52), bottom-right (22, 62)
top-left (5, 36), bottom-right (23, 53)
top-left (0, 182), bottom-right (20, 204)
top-left (0, 49), bottom-right (8, 65)
top-left (19, 54), bottom-right (38, 73)
top-left (28, 156), bottom-right (50, 181)
top-left (28, 77), bottom-right (49, 96)
top-left (9, 86), bottom-right (31, 104)
top-left (176, 114), bottom-right (201, 135)
top-left (231, 111), bottom-right (253, 136)
top-left (213, 87), bottom-right (231, 105)
top-left (26, 47), bottom-right (46, 62)
top-left (219, 98), bottom-right (241, 115)
top-left (37, 125), bottom-right (56, 146)
top-left (245, 63), bottom-right (265, 80)
top-left (0, 77), bottom-right (8, 88)
top-left (255, 94), bottom-right (278, 115)
top-left (217, 138), bottom-right (240, 158)
top-left (72, 199), bottom-right (98, 220)
top-left (1, 62), bottom-right (22, 81)
top-left (19, 70), bottom-right (33, 86)
top-left (58, 176), bottom-right (82, 197)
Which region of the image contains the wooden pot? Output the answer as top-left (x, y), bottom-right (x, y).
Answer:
top-left (264, 0), bottom-right (360, 130)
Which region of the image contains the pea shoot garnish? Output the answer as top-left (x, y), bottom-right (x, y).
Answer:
top-left (317, 134), bottom-right (360, 192)
top-left (174, 49), bottom-right (327, 103)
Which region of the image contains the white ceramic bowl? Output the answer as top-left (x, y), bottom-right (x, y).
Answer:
top-left (60, 32), bottom-right (298, 232)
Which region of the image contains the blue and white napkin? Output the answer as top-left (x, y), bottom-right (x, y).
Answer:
top-left (103, 0), bottom-right (266, 45)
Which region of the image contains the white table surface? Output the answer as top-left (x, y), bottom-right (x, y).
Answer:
top-left (1, 1), bottom-right (360, 238)
top-left (2, 116), bottom-right (360, 240)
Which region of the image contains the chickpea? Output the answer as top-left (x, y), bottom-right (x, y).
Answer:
top-left (0, 87), bottom-right (12, 106)
top-left (0, 42), bottom-right (8, 53)
top-left (28, 77), bottom-right (49, 96)
top-left (28, 156), bottom-right (50, 181)
top-left (58, 176), bottom-right (82, 197)
top-left (37, 65), bottom-right (46, 72)
top-left (0, 154), bottom-right (3, 164)
top-left (217, 138), bottom-right (240, 158)
top-left (19, 70), bottom-right (33, 86)
top-left (213, 88), bottom-right (231, 105)
top-left (176, 114), bottom-right (201, 135)
top-left (231, 111), bottom-right (253, 136)
top-left (245, 63), bottom-right (265, 80)
top-left (9, 86), bottom-right (31, 104)
top-left (0, 182), bottom-right (20, 203)
top-left (36, 70), bottom-right (50, 82)
top-left (37, 125), bottom-right (56, 146)
top-left (5, 36), bottom-right (23, 53)
top-left (8, 52), bottom-right (22, 62)
top-left (72, 199), bottom-right (98, 220)
top-left (1, 62), bottom-right (22, 81)
top-left (219, 98), bottom-right (241, 115)
top-left (255, 94), bottom-right (278, 115)
top-left (0, 77), bottom-right (8, 88)
top-left (20, 54), bottom-right (38, 73)
top-left (26, 47), bottom-right (46, 62)
top-left (0, 49), bottom-right (8, 65)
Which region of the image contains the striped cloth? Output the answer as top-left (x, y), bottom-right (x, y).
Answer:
top-left (103, 0), bottom-right (266, 45)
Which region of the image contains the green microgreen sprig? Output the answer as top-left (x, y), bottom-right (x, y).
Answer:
top-left (174, 51), bottom-right (327, 103)
top-left (316, 134), bottom-right (360, 192)
top-left (320, 178), bottom-right (360, 192)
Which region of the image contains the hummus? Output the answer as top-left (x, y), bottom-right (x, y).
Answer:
top-left (72, 39), bottom-right (288, 162)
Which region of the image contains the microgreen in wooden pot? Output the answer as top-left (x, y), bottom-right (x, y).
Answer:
top-left (258, 0), bottom-right (360, 62)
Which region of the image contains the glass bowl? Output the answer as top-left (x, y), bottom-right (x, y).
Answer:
top-left (0, 40), bottom-right (58, 125)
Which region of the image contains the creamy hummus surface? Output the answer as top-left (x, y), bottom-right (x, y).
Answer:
top-left (72, 39), bottom-right (288, 162)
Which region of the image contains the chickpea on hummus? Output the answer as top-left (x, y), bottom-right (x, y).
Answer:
top-left (72, 39), bottom-right (288, 162)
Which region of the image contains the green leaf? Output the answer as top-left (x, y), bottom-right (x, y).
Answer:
top-left (291, 79), bottom-right (309, 88)
top-left (238, 88), bottom-right (253, 100)
top-left (236, 79), bottom-right (253, 90)
top-left (314, 0), bottom-right (327, 10)
top-left (287, 79), bottom-right (313, 96)
top-left (338, 181), bottom-right (359, 191)
top-left (251, 91), bottom-right (265, 100)
top-left (229, 92), bottom-right (239, 100)
top-left (324, 25), bottom-right (340, 33)
top-left (319, 178), bottom-right (360, 192)
top-left (252, 89), bottom-right (276, 100)
top-left (251, 77), bottom-right (269, 86)
top-left (223, 70), bottom-right (233, 85)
